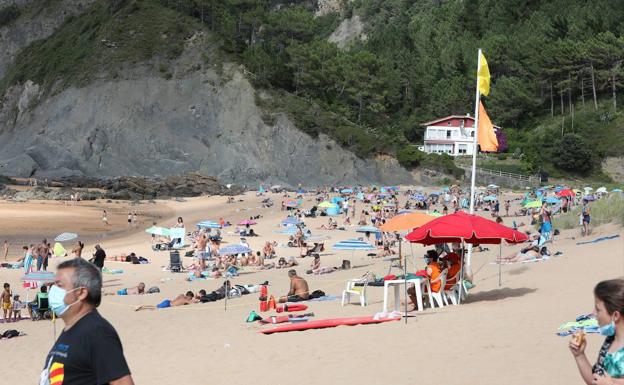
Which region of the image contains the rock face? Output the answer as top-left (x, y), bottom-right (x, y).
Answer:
top-left (0, 6), bottom-right (414, 187)
top-left (328, 15), bottom-right (366, 49)
top-left (0, 67), bottom-right (414, 187)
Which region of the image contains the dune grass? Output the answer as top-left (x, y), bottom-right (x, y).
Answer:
top-left (554, 194), bottom-right (624, 230)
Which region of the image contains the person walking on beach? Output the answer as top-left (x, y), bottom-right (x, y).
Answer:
top-left (127, 213), bottom-right (132, 228)
top-left (3, 240), bottom-right (8, 261)
top-left (132, 212), bottom-right (137, 227)
top-left (36, 239), bottom-right (49, 271)
top-left (102, 210), bottom-right (109, 226)
top-left (92, 245), bottom-right (106, 270)
top-left (42, 258), bottom-right (134, 384)
top-left (581, 199), bottom-right (591, 237)
top-left (569, 279), bottom-right (624, 385)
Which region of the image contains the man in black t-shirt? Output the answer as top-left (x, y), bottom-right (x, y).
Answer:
top-left (92, 245), bottom-right (106, 270)
top-left (42, 258), bottom-right (133, 385)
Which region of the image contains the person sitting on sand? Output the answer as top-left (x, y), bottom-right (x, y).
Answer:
top-left (262, 241), bottom-right (276, 259)
top-left (135, 291), bottom-right (196, 311)
top-left (318, 218), bottom-right (337, 230)
top-left (247, 251), bottom-right (264, 267)
top-left (106, 282), bottom-right (146, 296)
top-left (279, 270), bottom-right (310, 303)
top-left (377, 243), bottom-right (396, 258)
top-left (306, 255), bottom-right (335, 275)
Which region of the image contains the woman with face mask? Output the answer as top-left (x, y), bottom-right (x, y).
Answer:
top-left (569, 279), bottom-right (624, 385)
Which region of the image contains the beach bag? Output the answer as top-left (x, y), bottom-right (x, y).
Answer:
top-left (147, 287), bottom-right (160, 294)
top-left (1, 330), bottom-right (19, 339)
top-left (309, 290), bottom-right (325, 299)
top-left (341, 260), bottom-right (351, 269)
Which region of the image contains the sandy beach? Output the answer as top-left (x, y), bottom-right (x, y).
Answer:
top-left (0, 190), bottom-right (622, 385)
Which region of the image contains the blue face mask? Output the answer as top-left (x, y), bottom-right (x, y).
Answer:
top-left (49, 285), bottom-right (82, 316)
top-left (598, 317), bottom-right (616, 337)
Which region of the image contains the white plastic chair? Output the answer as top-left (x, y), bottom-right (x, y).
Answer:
top-left (341, 273), bottom-right (371, 307)
top-left (424, 269), bottom-right (447, 308)
top-left (443, 271), bottom-right (461, 306)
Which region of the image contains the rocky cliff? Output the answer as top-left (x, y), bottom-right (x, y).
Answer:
top-left (0, 13), bottom-right (413, 187)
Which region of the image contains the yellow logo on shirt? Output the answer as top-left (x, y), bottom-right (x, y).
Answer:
top-left (49, 362), bottom-right (64, 385)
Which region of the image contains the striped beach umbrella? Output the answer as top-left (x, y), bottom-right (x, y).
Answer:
top-left (54, 232), bottom-right (78, 242)
top-left (20, 271), bottom-right (55, 283)
top-left (197, 221), bottom-right (221, 229)
top-left (332, 239), bottom-right (375, 251)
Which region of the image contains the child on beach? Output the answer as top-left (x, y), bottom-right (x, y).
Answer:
top-left (2, 283), bottom-right (12, 321)
top-left (11, 295), bottom-right (22, 322)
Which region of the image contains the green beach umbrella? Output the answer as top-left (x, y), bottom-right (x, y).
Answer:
top-left (524, 200), bottom-right (542, 208)
top-left (145, 226), bottom-right (171, 237)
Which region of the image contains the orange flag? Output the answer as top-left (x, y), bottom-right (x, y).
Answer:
top-left (478, 101), bottom-right (498, 152)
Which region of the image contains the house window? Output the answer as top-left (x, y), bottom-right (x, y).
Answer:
top-left (470, 131), bottom-right (475, 137)
top-left (458, 144), bottom-right (467, 154)
top-left (446, 130), bottom-right (451, 139)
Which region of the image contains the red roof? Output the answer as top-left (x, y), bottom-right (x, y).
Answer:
top-left (422, 115), bottom-right (500, 129)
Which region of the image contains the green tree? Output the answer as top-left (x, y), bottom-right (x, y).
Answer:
top-left (552, 134), bottom-right (595, 173)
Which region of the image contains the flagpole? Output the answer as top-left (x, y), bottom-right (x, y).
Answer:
top-left (466, 48), bottom-right (482, 273)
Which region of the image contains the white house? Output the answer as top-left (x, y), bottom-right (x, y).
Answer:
top-left (418, 114), bottom-right (499, 156)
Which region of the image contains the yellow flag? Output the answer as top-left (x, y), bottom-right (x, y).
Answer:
top-left (478, 51), bottom-right (490, 96)
top-left (478, 102), bottom-right (498, 152)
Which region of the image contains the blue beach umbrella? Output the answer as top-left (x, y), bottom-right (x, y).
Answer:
top-left (218, 244), bottom-right (252, 256)
top-left (282, 217), bottom-right (303, 226)
top-left (544, 197), bottom-right (560, 204)
top-left (55, 232), bottom-right (78, 242)
top-left (483, 195), bottom-right (498, 202)
top-left (355, 226), bottom-right (381, 234)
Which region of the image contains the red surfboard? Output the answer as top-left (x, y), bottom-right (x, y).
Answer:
top-left (260, 316), bottom-right (400, 334)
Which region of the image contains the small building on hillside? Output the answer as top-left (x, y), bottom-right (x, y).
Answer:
top-left (418, 114), bottom-right (499, 156)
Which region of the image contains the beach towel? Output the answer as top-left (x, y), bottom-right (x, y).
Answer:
top-left (308, 295), bottom-right (339, 302)
top-left (490, 257), bottom-right (549, 265)
top-left (102, 267), bottom-right (124, 274)
top-left (576, 234), bottom-right (620, 245)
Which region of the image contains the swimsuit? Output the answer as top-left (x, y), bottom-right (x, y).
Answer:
top-left (117, 289), bottom-right (128, 296)
top-left (156, 300), bottom-right (171, 309)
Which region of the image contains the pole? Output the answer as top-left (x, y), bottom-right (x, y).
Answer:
top-left (498, 242), bottom-right (502, 287)
top-left (466, 48), bottom-right (483, 274)
top-left (458, 239), bottom-right (466, 304)
top-left (401, 238), bottom-right (408, 324)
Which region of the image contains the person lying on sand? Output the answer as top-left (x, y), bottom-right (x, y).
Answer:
top-left (279, 270), bottom-right (310, 303)
top-left (497, 244), bottom-right (541, 263)
top-left (106, 282), bottom-right (146, 296)
top-left (135, 291), bottom-right (196, 311)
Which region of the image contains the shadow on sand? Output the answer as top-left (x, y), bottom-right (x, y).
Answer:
top-left (464, 287), bottom-right (537, 303)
